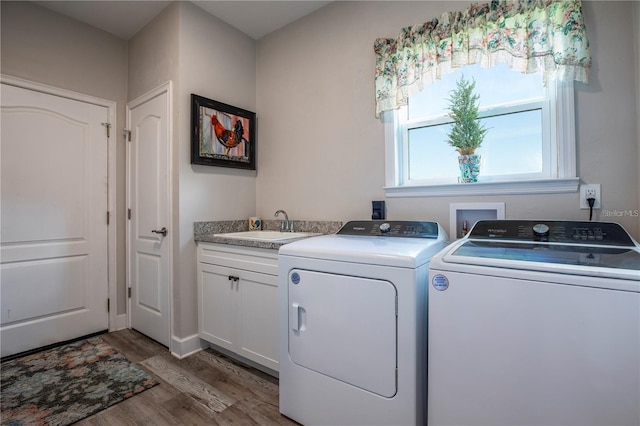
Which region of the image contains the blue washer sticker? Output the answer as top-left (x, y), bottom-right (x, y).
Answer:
top-left (291, 272), bottom-right (300, 285)
top-left (432, 274), bottom-right (449, 291)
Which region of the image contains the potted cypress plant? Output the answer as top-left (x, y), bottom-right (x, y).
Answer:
top-left (446, 76), bottom-right (488, 183)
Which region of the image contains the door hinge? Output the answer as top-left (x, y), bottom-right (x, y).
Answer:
top-left (107, 298), bottom-right (110, 312)
top-left (101, 122), bottom-right (112, 138)
top-left (123, 129), bottom-right (131, 141)
top-left (128, 287), bottom-right (132, 298)
top-left (128, 208), bottom-right (131, 220)
top-left (107, 211), bottom-right (110, 225)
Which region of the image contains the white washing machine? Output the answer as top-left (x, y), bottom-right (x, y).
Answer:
top-left (428, 220), bottom-right (640, 426)
top-left (278, 220), bottom-right (448, 425)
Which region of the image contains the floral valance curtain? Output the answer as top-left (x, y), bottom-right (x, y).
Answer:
top-left (374, 0), bottom-right (591, 117)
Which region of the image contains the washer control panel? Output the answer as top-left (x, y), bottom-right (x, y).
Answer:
top-left (337, 220), bottom-right (440, 238)
top-left (469, 220), bottom-right (636, 246)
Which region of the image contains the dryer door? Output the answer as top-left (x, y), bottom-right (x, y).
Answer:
top-left (287, 269), bottom-right (397, 397)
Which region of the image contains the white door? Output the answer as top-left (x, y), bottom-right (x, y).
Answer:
top-left (1, 82), bottom-right (109, 357)
top-left (287, 269), bottom-right (397, 397)
top-left (127, 83), bottom-right (171, 348)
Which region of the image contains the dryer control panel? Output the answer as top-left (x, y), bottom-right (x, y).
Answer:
top-left (337, 220), bottom-right (440, 238)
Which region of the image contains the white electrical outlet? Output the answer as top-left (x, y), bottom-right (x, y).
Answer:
top-left (579, 184), bottom-right (601, 209)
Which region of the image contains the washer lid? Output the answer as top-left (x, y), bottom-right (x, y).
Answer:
top-left (431, 220), bottom-right (640, 283)
top-left (279, 233), bottom-right (448, 268)
top-left (469, 220), bottom-right (638, 246)
top-left (453, 240), bottom-right (640, 271)
top-left (457, 220), bottom-right (640, 273)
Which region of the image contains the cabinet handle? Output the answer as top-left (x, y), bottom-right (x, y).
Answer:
top-left (228, 275), bottom-right (239, 282)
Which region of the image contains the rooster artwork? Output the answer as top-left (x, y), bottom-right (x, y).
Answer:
top-left (191, 94), bottom-right (256, 170)
top-left (210, 114), bottom-right (248, 156)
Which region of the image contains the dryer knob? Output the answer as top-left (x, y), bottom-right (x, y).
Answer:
top-left (379, 222), bottom-right (391, 234)
top-left (532, 223), bottom-right (550, 241)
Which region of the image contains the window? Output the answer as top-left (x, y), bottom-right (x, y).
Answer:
top-left (384, 64), bottom-right (579, 197)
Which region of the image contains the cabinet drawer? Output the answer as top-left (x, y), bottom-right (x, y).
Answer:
top-left (197, 243), bottom-right (278, 275)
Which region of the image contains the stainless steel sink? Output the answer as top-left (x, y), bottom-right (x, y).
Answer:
top-left (219, 230), bottom-right (321, 242)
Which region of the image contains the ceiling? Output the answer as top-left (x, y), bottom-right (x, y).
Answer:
top-left (32, 1), bottom-right (332, 40)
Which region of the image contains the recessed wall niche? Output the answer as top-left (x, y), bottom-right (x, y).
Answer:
top-left (449, 202), bottom-right (506, 240)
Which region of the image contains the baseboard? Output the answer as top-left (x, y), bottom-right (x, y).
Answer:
top-left (202, 342), bottom-right (279, 378)
top-left (112, 314), bottom-right (127, 331)
top-left (170, 333), bottom-right (203, 359)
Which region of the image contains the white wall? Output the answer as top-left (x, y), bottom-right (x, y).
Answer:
top-left (256, 1), bottom-right (639, 239)
top-left (176, 1), bottom-right (257, 337)
top-left (1, 1), bottom-right (129, 313)
top-left (127, 3), bottom-right (179, 101)
top-left (576, 1), bottom-right (639, 237)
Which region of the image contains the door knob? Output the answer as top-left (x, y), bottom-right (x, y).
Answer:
top-left (151, 227), bottom-right (168, 237)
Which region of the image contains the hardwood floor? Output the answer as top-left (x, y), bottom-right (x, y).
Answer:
top-left (77, 329), bottom-right (298, 425)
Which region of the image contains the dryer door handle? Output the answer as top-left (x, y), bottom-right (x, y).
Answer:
top-left (291, 302), bottom-right (306, 332)
top-left (291, 303), bottom-right (300, 332)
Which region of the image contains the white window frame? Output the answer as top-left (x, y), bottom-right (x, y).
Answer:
top-left (383, 80), bottom-right (579, 197)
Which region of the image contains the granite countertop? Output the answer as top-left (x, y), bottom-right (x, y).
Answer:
top-left (194, 219), bottom-right (343, 250)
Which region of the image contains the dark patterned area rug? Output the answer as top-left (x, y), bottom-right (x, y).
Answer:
top-left (1, 336), bottom-right (158, 426)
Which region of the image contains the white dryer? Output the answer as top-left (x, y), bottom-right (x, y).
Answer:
top-left (278, 220), bottom-right (448, 425)
top-left (428, 220), bottom-right (640, 426)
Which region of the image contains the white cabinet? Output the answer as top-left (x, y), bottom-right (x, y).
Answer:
top-left (197, 243), bottom-right (279, 372)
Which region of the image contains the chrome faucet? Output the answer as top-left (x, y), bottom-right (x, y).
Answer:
top-left (274, 209), bottom-right (293, 232)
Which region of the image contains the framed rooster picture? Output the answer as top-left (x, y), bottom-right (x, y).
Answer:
top-left (191, 94), bottom-right (256, 170)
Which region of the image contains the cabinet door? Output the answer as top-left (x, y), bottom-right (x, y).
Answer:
top-left (199, 263), bottom-right (237, 352)
top-left (237, 270), bottom-right (279, 371)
